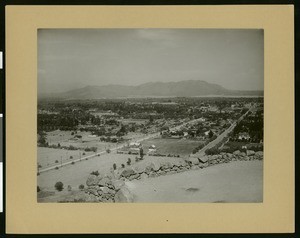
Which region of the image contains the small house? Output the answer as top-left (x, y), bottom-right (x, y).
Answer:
top-left (238, 132), bottom-right (250, 141)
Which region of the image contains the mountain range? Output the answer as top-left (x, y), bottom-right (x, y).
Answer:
top-left (39, 80), bottom-right (263, 99)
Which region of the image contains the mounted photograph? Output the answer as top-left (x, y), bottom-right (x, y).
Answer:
top-left (37, 29), bottom-right (264, 203)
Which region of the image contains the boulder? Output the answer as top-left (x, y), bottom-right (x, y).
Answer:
top-left (86, 188), bottom-right (98, 196)
top-left (211, 155), bottom-right (218, 160)
top-left (98, 177), bottom-right (111, 187)
top-left (185, 157), bottom-right (200, 165)
top-left (246, 150), bottom-right (255, 156)
top-left (114, 186), bottom-right (134, 203)
top-left (172, 160), bottom-right (181, 167)
top-left (112, 179), bottom-right (125, 190)
top-left (160, 161), bottom-right (172, 170)
top-left (84, 194), bottom-right (99, 202)
top-left (233, 150), bottom-right (241, 155)
top-left (134, 166), bottom-right (144, 174)
top-left (144, 164), bottom-right (155, 174)
top-left (86, 175), bottom-right (101, 186)
top-left (140, 173), bottom-right (148, 180)
top-left (255, 151), bottom-right (263, 157)
top-left (121, 168), bottom-right (136, 178)
top-left (150, 161), bottom-right (161, 171)
top-left (227, 153), bottom-right (233, 158)
top-left (199, 156), bottom-right (209, 163)
top-left (240, 152), bottom-right (246, 157)
top-left (130, 173), bottom-right (140, 180)
top-left (100, 186), bottom-right (110, 194)
top-left (178, 160), bottom-right (187, 167)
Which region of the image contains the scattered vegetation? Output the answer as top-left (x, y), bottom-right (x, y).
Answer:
top-left (54, 181), bottom-right (64, 191)
top-left (79, 184), bottom-right (85, 190)
top-left (90, 170), bottom-right (100, 176)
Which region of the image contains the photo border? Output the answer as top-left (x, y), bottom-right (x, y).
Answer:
top-left (5, 5), bottom-right (294, 234)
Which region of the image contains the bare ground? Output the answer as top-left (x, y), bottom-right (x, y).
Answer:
top-left (126, 160), bottom-right (263, 203)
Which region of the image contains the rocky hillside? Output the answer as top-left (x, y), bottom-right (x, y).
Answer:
top-left (66, 150), bottom-right (263, 203)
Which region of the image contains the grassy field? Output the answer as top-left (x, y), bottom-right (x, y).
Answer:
top-left (37, 153), bottom-right (184, 193)
top-left (141, 138), bottom-right (205, 156)
top-left (222, 141), bottom-right (263, 151)
top-left (120, 119), bottom-right (149, 125)
top-left (45, 130), bottom-right (118, 151)
top-left (38, 147), bottom-right (95, 169)
top-left (46, 130), bottom-right (90, 144)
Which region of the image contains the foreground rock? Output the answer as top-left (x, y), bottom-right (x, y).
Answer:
top-left (83, 150), bottom-right (263, 202)
top-left (114, 186), bottom-right (134, 202)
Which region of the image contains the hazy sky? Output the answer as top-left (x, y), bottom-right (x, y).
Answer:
top-left (38, 29), bottom-right (263, 94)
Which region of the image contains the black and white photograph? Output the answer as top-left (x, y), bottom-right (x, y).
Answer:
top-left (37, 29), bottom-right (264, 203)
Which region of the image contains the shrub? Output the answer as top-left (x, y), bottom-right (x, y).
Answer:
top-left (135, 157), bottom-right (139, 162)
top-left (106, 149), bottom-right (111, 153)
top-left (70, 156), bottom-right (73, 159)
top-left (127, 158), bottom-right (131, 166)
top-left (54, 181), bottom-right (64, 191)
top-left (82, 152), bottom-right (86, 155)
top-left (38, 164), bottom-right (42, 168)
top-left (55, 166), bottom-right (59, 170)
top-left (68, 145), bottom-right (77, 150)
top-left (121, 164), bottom-right (125, 168)
top-left (113, 163), bottom-right (117, 170)
top-left (37, 186), bottom-right (40, 192)
top-left (67, 185), bottom-right (72, 191)
top-left (90, 170), bottom-right (99, 176)
top-left (205, 147), bottom-right (220, 155)
top-left (71, 161), bottom-right (75, 165)
top-left (79, 184), bottom-right (85, 190)
top-left (55, 160), bottom-right (59, 163)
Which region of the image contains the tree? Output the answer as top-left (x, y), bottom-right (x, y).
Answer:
top-left (140, 148), bottom-right (144, 160)
top-left (113, 163), bottom-right (117, 170)
top-left (209, 130), bottom-right (214, 138)
top-left (127, 158), bottom-right (131, 166)
top-left (54, 181), bottom-right (64, 191)
top-left (149, 115), bottom-right (154, 123)
top-left (79, 184), bottom-right (85, 190)
top-left (67, 185), bottom-right (72, 191)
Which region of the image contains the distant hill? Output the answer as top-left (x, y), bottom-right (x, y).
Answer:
top-left (39, 80), bottom-right (263, 99)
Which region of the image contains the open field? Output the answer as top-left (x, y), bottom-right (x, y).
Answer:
top-left (126, 160), bottom-right (263, 203)
top-left (122, 132), bottom-right (147, 141)
top-left (222, 141), bottom-right (263, 151)
top-left (37, 153), bottom-right (185, 192)
top-left (38, 147), bottom-right (95, 169)
top-left (46, 130), bottom-right (90, 144)
top-left (141, 138), bottom-right (204, 156)
top-left (38, 160), bottom-right (263, 203)
top-left (119, 119), bottom-right (149, 125)
top-left (59, 140), bottom-right (115, 151)
top-left (45, 130), bottom-right (118, 151)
